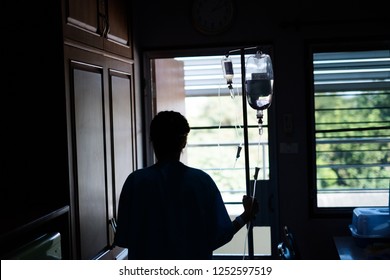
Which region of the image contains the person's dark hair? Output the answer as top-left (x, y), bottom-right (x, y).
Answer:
top-left (150, 111), bottom-right (190, 159)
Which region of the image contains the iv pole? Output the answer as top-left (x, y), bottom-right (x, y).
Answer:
top-left (227, 46), bottom-right (259, 259)
top-left (225, 45), bottom-right (273, 260)
top-left (240, 47), bottom-right (254, 259)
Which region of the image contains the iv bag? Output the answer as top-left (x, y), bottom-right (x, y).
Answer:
top-left (245, 52), bottom-right (274, 111)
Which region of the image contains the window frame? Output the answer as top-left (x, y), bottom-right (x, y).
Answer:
top-left (307, 39), bottom-right (390, 217)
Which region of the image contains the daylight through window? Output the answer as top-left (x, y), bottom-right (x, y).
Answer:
top-left (313, 49), bottom-right (390, 208)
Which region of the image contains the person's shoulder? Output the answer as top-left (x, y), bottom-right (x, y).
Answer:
top-left (181, 162), bottom-right (203, 173)
top-left (125, 165), bottom-right (157, 180)
top-left (182, 163), bottom-right (214, 180)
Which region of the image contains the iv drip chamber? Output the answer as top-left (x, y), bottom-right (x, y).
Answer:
top-left (245, 52), bottom-right (274, 111)
top-left (221, 56), bottom-right (234, 84)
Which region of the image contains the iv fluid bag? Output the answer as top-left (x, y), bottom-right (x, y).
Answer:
top-left (222, 57), bottom-right (234, 83)
top-left (245, 53), bottom-right (274, 110)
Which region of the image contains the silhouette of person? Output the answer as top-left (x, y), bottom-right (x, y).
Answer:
top-left (114, 110), bottom-right (258, 259)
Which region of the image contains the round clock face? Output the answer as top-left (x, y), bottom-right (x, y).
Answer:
top-left (191, 0), bottom-right (235, 35)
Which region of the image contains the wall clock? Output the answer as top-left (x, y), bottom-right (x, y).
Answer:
top-left (191, 0), bottom-right (235, 35)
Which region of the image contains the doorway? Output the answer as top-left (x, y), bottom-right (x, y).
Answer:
top-left (144, 47), bottom-right (279, 259)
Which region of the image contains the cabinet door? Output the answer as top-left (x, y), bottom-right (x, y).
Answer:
top-left (108, 66), bottom-right (136, 214)
top-left (64, 45), bottom-right (135, 259)
top-left (62, 0), bottom-right (132, 58)
top-left (105, 0), bottom-right (132, 58)
top-left (62, 0), bottom-right (104, 50)
top-left (66, 49), bottom-right (107, 259)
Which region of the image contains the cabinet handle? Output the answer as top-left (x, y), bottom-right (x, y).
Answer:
top-left (98, 0), bottom-right (108, 37)
top-left (103, 16), bottom-right (109, 37)
top-left (98, 12), bottom-right (109, 37)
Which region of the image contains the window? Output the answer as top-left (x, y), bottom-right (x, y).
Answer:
top-left (311, 46), bottom-right (390, 211)
top-left (146, 47), bottom-right (277, 258)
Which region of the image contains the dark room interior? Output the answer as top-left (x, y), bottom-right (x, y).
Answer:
top-left (1, 0), bottom-right (389, 261)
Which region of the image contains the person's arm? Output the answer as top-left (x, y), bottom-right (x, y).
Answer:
top-left (232, 195), bottom-right (259, 234)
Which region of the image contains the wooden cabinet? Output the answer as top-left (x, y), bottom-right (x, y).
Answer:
top-left (62, 0), bottom-right (132, 58)
top-left (62, 0), bottom-right (135, 259)
top-left (64, 45), bottom-right (136, 259)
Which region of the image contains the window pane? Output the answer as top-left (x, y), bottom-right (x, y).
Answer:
top-left (313, 49), bottom-right (390, 208)
top-left (186, 99), bottom-right (270, 201)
